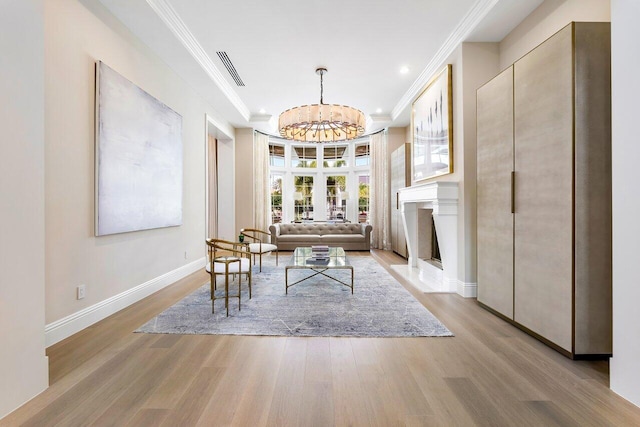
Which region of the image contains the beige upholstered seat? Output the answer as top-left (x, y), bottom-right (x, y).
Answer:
top-left (205, 238), bottom-right (252, 316)
top-left (205, 257), bottom-right (251, 274)
top-left (240, 228), bottom-right (278, 272)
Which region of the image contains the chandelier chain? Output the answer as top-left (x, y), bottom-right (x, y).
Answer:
top-left (320, 69), bottom-right (324, 104)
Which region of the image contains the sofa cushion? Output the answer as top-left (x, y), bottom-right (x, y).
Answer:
top-left (319, 223), bottom-right (363, 235)
top-left (279, 223), bottom-right (322, 235)
top-left (319, 234), bottom-right (365, 243)
top-left (205, 257), bottom-right (250, 274)
top-left (277, 234), bottom-right (322, 244)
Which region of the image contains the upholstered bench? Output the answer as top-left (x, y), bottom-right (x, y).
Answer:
top-left (268, 222), bottom-right (372, 251)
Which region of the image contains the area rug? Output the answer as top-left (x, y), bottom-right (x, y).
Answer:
top-left (135, 255), bottom-right (453, 337)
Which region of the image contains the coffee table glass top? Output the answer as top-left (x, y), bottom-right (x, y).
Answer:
top-left (288, 247), bottom-right (349, 268)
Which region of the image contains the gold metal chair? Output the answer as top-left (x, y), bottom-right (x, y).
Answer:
top-left (205, 238), bottom-right (252, 316)
top-left (240, 228), bottom-right (278, 272)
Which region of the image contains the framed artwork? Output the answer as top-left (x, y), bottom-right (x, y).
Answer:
top-left (95, 61), bottom-right (183, 236)
top-left (411, 64), bottom-right (453, 183)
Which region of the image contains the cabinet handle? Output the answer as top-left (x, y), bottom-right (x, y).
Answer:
top-left (396, 192), bottom-right (399, 210)
top-left (511, 171), bottom-right (515, 214)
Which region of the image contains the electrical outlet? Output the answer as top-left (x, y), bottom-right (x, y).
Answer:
top-left (77, 284), bottom-right (86, 300)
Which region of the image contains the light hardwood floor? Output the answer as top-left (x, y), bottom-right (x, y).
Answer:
top-left (2, 250), bottom-right (640, 426)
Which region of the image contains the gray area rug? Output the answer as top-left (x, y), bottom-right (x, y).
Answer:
top-left (136, 255), bottom-right (453, 337)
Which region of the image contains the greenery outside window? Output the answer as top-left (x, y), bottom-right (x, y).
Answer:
top-left (294, 175), bottom-right (314, 220)
top-left (326, 175), bottom-right (347, 220)
top-left (270, 174), bottom-right (283, 223)
top-left (358, 174), bottom-right (370, 223)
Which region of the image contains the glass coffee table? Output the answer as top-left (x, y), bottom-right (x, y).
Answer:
top-left (285, 247), bottom-right (354, 294)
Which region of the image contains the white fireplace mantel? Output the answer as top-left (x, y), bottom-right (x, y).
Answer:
top-left (397, 181), bottom-right (461, 294)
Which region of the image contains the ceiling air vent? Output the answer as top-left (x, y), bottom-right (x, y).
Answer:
top-left (216, 52), bottom-right (245, 87)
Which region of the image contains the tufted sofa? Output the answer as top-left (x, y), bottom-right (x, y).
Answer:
top-left (268, 222), bottom-right (372, 251)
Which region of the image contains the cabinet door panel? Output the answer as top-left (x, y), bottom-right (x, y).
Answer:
top-left (390, 149), bottom-right (399, 254)
top-left (391, 146), bottom-right (408, 257)
top-left (477, 66), bottom-right (515, 318)
top-left (514, 25), bottom-right (573, 351)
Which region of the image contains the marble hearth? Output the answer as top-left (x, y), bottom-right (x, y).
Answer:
top-left (392, 181), bottom-right (461, 294)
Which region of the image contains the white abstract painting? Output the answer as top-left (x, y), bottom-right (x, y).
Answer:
top-left (96, 61), bottom-right (183, 236)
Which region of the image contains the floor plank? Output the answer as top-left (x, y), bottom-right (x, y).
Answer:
top-left (265, 338), bottom-right (308, 427)
top-left (329, 337), bottom-right (374, 426)
top-left (124, 408), bottom-right (170, 427)
top-left (229, 337), bottom-right (287, 427)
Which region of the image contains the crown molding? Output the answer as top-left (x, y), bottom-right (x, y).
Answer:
top-left (146, 0), bottom-right (251, 121)
top-left (391, 0), bottom-right (500, 121)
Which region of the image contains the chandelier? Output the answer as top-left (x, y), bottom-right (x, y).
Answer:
top-left (278, 68), bottom-right (366, 143)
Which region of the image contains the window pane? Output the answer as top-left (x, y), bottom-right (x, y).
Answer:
top-left (291, 146), bottom-right (316, 168)
top-left (323, 145), bottom-right (348, 167)
top-left (270, 174), bottom-right (283, 223)
top-left (355, 142), bottom-right (370, 166)
top-left (269, 144), bottom-right (285, 167)
top-left (326, 175), bottom-right (347, 221)
top-left (294, 175), bottom-right (314, 220)
top-left (358, 175), bottom-right (370, 223)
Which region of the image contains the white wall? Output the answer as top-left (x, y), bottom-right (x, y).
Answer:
top-left (217, 137), bottom-right (236, 241)
top-left (205, 116), bottom-right (236, 241)
top-left (431, 43), bottom-right (500, 287)
top-left (44, 0), bottom-right (230, 332)
top-left (460, 43), bottom-right (501, 284)
top-left (610, 0), bottom-right (640, 408)
top-left (0, 0), bottom-right (49, 418)
top-left (234, 128), bottom-right (254, 236)
top-left (500, 0), bottom-right (611, 69)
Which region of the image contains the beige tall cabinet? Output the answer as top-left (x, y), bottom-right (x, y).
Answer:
top-left (477, 22), bottom-right (612, 358)
top-left (391, 144), bottom-right (411, 257)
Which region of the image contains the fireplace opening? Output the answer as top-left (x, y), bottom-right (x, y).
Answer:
top-left (417, 209), bottom-right (443, 270)
top-left (431, 217), bottom-right (441, 263)
top-left (429, 216), bottom-right (443, 269)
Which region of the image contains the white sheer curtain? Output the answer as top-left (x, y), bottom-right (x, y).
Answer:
top-left (253, 131), bottom-right (270, 231)
top-left (370, 130), bottom-right (391, 250)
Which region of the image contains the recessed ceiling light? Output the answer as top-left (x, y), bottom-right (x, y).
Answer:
top-left (400, 66), bottom-right (409, 74)
top-left (376, 108), bottom-right (382, 114)
top-left (259, 108), bottom-right (266, 114)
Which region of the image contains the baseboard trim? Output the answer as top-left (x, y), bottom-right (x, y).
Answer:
top-left (45, 257), bottom-right (206, 347)
top-left (457, 281), bottom-right (477, 298)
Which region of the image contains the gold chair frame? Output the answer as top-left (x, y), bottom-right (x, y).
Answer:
top-left (240, 228), bottom-right (279, 272)
top-left (205, 238), bottom-right (252, 316)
